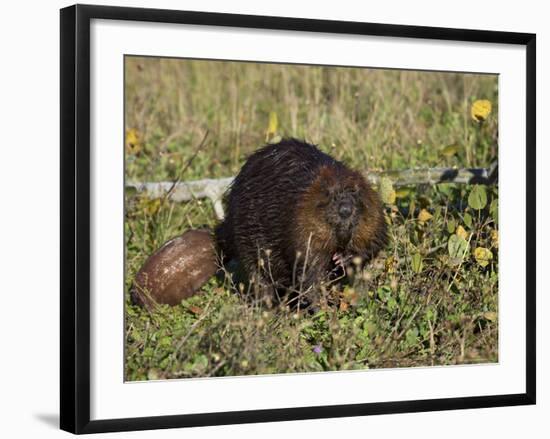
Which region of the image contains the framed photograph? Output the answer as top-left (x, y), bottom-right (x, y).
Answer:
top-left (60, 4), bottom-right (536, 434)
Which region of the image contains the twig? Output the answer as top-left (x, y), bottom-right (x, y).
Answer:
top-left (162, 130), bottom-right (209, 204)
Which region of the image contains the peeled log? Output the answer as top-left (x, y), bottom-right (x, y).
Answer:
top-left (125, 162), bottom-right (497, 220)
top-left (131, 229), bottom-right (218, 307)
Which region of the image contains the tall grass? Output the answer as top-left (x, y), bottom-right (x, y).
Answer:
top-left (125, 57), bottom-right (498, 180)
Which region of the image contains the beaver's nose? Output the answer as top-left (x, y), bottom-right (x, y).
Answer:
top-left (338, 201), bottom-right (353, 219)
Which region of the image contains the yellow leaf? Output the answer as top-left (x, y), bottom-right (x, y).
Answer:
top-left (126, 128), bottom-right (142, 154)
top-left (395, 187), bottom-right (412, 198)
top-left (471, 99), bottom-right (492, 122)
top-left (379, 177), bottom-right (396, 205)
top-left (265, 111), bottom-right (278, 141)
top-left (417, 209), bottom-right (433, 223)
top-left (144, 198), bottom-right (161, 215)
top-left (474, 247), bottom-right (493, 267)
top-left (483, 311), bottom-right (497, 322)
top-left (441, 144), bottom-right (460, 157)
top-left (456, 225), bottom-right (469, 240)
top-left (385, 256), bottom-right (397, 273)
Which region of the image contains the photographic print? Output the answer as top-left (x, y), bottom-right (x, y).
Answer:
top-left (61, 5), bottom-right (535, 433)
top-left (124, 57), bottom-right (499, 381)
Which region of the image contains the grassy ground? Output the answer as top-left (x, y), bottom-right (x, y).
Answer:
top-left (124, 57), bottom-right (499, 381)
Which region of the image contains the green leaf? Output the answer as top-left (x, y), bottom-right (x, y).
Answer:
top-left (159, 336), bottom-right (172, 348)
top-left (363, 321), bottom-right (377, 337)
top-left (447, 217), bottom-right (456, 234)
top-left (405, 328), bottom-right (419, 346)
top-left (190, 355), bottom-right (209, 373)
top-left (433, 206), bottom-right (442, 221)
top-left (448, 234), bottom-right (469, 262)
top-left (425, 307), bottom-right (434, 321)
top-left (463, 212), bottom-right (473, 228)
top-left (377, 286), bottom-right (391, 302)
top-left (411, 253), bottom-right (423, 273)
top-left (142, 347), bottom-right (154, 358)
top-left (468, 185), bottom-right (487, 210)
top-left (438, 184), bottom-right (452, 196)
top-left (387, 297), bottom-right (397, 312)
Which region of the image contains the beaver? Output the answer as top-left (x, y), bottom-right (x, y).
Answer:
top-left (131, 229), bottom-right (218, 308)
top-left (215, 138), bottom-right (387, 307)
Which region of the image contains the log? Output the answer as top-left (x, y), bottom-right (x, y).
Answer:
top-left (125, 163), bottom-right (497, 220)
top-left (380, 164), bottom-right (497, 186)
top-left (125, 178), bottom-right (232, 220)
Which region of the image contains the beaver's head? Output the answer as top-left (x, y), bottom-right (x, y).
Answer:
top-left (313, 179), bottom-right (360, 247)
top-left (295, 165), bottom-right (385, 254)
top-left (314, 166), bottom-right (376, 247)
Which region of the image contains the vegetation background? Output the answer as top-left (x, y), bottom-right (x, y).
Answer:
top-left (124, 57), bottom-right (499, 381)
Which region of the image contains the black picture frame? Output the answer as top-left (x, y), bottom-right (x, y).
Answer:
top-left (60, 4), bottom-right (536, 434)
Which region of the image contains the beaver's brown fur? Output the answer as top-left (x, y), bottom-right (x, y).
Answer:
top-left (131, 229), bottom-right (218, 307)
top-left (215, 138), bottom-right (387, 306)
